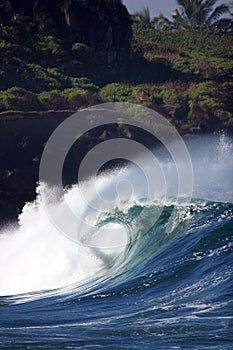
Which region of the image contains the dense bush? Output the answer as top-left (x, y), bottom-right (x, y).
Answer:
top-left (0, 86), bottom-right (101, 112)
top-left (188, 82), bottom-right (233, 128)
top-left (70, 77), bottom-right (100, 92)
top-left (34, 35), bottom-right (65, 57)
top-left (72, 43), bottom-right (92, 61)
top-left (100, 83), bottom-right (134, 102)
top-left (0, 87), bottom-right (40, 111)
top-left (24, 64), bottom-right (65, 91)
top-left (38, 90), bottom-right (68, 110)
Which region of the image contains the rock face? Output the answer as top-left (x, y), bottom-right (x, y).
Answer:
top-left (1, 0), bottom-right (131, 60)
top-left (1, 0), bottom-right (132, 84)
top-left (0, 110), bottom-right (159, 224)
top-left (0, 111), bottom-right (71, 224)
top-left (1, 0), bottom-right (171, 85)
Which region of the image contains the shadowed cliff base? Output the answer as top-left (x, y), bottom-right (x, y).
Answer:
top-left (0, 109), bottom-right (165, 223)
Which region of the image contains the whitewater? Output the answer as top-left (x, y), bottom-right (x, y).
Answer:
top-left (0, 133), bottom-right (232, 350)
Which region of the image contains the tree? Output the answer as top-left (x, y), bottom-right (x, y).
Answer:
top-left (172, 0), bottom-right (230, 29)
top-left (153, 14), bottom-right (173, 30)
top-left (132, 7), bottom-right (173, 30)
top-left (132, 7), bottom-right (156, 28)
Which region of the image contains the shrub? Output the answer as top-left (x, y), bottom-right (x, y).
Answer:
top-left (72, 42), bottom-right (92, 60)
top-left (70, 77), bottom-right (100, 92)
top-left (24, 64), bottom-right (69, 91)
top-left (38, 90), bottom-right (68, 110)
top-left (62, 88), bottom-right (88, 109)
top-left (35, 35), bottom-right (65, 57)
top-left (187, 82), bottom-right (232, 127)
top-left (172, 57), bottom-right (193, 75)
top-left (201, 57), bottom-right (233, 80)
top-left (0, 87), bottom-right (39, 111)
top-left (100, 83), bottom-right (134, 102)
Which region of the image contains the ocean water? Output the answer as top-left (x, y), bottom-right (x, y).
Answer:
top-left (0, 134), bottom-right (232, 349)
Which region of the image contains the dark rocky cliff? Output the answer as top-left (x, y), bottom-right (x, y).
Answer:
top-left (0, 110), bottom-right (159, 224)
top-left (0, 0), bottom-right (172, 88)
top-left (1, 0), bottom-right (131, 46)
top-left (0, 0), bottom-right (132, 81)
top-left (0, 110), bottom-right (70, 223)
top-left (0, 0), bottom-right (133, 223)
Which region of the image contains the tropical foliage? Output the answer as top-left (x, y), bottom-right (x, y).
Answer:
top-left (172, 0), bottom-right (230, 29)
top-left (131, 7), bottom-right (172, 30)
top-left (0, 1), bottom-right (232, 134)
top-left (131, 7), bottom-right (155, 27)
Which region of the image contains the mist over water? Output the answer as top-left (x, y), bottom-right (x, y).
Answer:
top-left (0, 134), bottom-right (232, 297)
top-left (189, 134), bottom-right (233, 202)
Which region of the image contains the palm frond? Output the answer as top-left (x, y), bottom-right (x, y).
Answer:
top-left (207, 4), bottom-right (229, 24)
top-left (172, 0), bottom-right (230, 28)
top-left (211, 17), bottom-right (233, 31)
top-left (152, 14), bottom-right (172, 29)
top-left (172, 9), bottom-right (189, 29)
top-left (131, 6), bottom-right (152, 26)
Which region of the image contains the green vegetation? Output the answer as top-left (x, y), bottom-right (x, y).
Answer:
top-left (0, 87), bottom-right (40, 111)
top-left (72, 43), bottom-right (92, 61)
top-left (172, 0), bottom-right (230, 30)
top-left (100, 83), bottom-right (134, 102)
top-left (132, 7), bottom-right (156, 28)
top-left (0, 0), bottom-right (232, 134)
top-left (0, 86), bottom-right (101, 112)
top-left (130, 20), bottom-right (232, 131)
top-left (131, 0), bottom-right (231, 31)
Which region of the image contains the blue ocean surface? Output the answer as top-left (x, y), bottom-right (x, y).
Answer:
top-left (0, 135), bottom-right (232, 349)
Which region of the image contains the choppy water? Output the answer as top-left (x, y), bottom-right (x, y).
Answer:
top-left (0, 134), bottom-right (232, 349)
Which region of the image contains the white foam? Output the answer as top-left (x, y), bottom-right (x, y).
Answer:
top-left (0, 196), bottom-right (105, 296)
